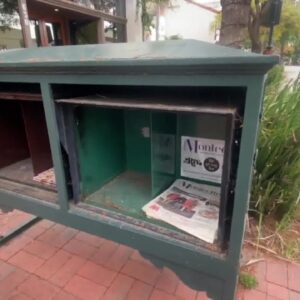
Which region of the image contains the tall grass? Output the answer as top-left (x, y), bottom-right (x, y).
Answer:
top-left (251, 66), bottom-right (300, 229)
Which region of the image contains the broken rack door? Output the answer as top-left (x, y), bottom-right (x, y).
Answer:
top-left (56, 93), bottom-right (238, 249)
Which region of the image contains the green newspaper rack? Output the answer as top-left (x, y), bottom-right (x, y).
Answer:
top-left (0, 40), bottom-right (278, 299)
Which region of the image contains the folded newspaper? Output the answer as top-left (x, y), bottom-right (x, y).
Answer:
top-left (142, 179), bottom-right (221, 243)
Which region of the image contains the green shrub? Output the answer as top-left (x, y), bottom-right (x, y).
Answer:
top-left (251, 65), bottom-right (300, 228)
top-left (239, 272), bottom-right (258, 289)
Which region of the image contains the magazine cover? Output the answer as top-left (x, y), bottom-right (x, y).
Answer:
top-left (142, 179), bottom-right (220, 243)
top-left (181, 136), bottom-right (225, 184)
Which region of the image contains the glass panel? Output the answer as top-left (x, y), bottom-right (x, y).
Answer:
top-left (151, 112), bottom-right (177, 197)
top-left (70, 21), bottom-right (98, 45)
top-left (104, 21), bottom-right (126, 43)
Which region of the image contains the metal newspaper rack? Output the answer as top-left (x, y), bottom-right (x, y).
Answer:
top-left (0, 40), bottom-right (278, 299)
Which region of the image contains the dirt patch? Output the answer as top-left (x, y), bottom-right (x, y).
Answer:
top-left (244, 216), bottom-right (300, 263)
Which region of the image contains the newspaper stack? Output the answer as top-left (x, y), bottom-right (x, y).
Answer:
top-left (33, 168), bottom-right (56, 187)
top-left (142, 179), bottom-right (220, 243)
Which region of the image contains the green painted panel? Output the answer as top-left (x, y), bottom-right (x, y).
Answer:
top-left (178, 113), bottom-right (227, 139)
top-left (124, 110), bottom-right (151, 173)
top-left (85, 170), bottom-right (151, 216)
top-left (0, 39), bottom-right (278, 300)
top-left (0, 40), bottom-right (278, 72)
top-left (75, 107), bottom-right (126, 196)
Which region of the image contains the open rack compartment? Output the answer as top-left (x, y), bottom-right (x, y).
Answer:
top-left (0, 83), bottom-right (56, 203)
top-left (54, 85), bottom-right (245, 253)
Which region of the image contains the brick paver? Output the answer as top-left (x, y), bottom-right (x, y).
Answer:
top-left (8, 250), bottom-right (45, 273)
top-left (150, 289), bottom-right (180, 300)
top-left (37, 225), bottom-right (77, 248)
top-left (54, 290), bottom-right (80, 300)
top-left (64, 275), bottom-right (106, 300)
top-left (0, 210), bottom-right (33, 237)
top-left (17, 274), bottom-right (60, 300)
top-left (102, 273), bottom-right (134, 300)
top-left (175, 282), bottom-right (197, 300)
top-left (254, 261), bottom-right (267, 293)
top-left (0, 269), bottom-right (29, 300)
top-left (7, 291), bottom-right (32, 300)
top-left (288, 263), bottom-right (300, 293)
top-left (75, 232), bottom-right (105, 248)
top-left (24, 239), bottom-right (58, 260)
top-left (267, 282), bottom-right (289, 300)
top-left (0, 260), bottom-right (15, 281)
top-left (35, 249), bottom-right (71, 279)
top-left (155, 267), bottom-right (179, 294)
top-left (90, 239), bottom-right (119, 266)
top-left (196, 291), bottom-right (210, 300)
top-left (49, 254), bottom-right (86, 287)
top-left (0, 235), bottom-right (32, 261)
top-left (104, 245), bottom-right (134, 272)
top-left (127, 280), bottom-right (153, 300)
top-left (242, 289), bottom-right (267, 300)
top-left (121, 259), bottom-right (161, 285)
top-left (78, 260), bottom-right (117, 287)
top-left (266, 259), bottom-right (288, 287)
top-left (0, 218), bottom-right (299, 300)
top-left (289, 290), bottom-right (300, 300)
top-left (63, 238), bottom-right (97, 259)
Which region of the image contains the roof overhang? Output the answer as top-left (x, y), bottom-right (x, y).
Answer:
top-left (27, 0), bottom-right (126, 23)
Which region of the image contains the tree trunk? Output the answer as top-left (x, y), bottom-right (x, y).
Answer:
top-left (248, 11), bottom-right (262, 53)
top-left (219, 0), bottom-right (251, 49)
top-left (141, 1), bottom-right (147, 41)
top-left (155, 5), bottom-right (160, 41)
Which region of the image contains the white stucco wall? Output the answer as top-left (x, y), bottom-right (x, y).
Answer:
top-left (125, 0), bottom-right (217, 43)
top-left (0, 28), bottom-right (23, 49)
top-left (149, 0), bottom-right (217, 42)
top-left (165, 1), bottom-right (215, 41)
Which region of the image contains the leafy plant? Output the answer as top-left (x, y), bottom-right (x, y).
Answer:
top-left (136, 0), bottom-right (172, 41)
top-left (239, 272), bottom-right (258, 289)
top-left (0, 0), bottom-right (19, 31)
top-left (251, 65), bottom-right (300, 229)
top-left (284, 239), bottom-right (300, 260)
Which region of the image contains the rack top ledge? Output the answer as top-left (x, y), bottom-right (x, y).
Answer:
top-left (0, 40), bottom-right (278, 74)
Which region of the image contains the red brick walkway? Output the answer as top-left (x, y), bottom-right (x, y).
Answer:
top-left (0, 210), bottom-right (33, 237)
top-left (238, 257), bottom-right (300, 300)
top-left (0, 219), bottom-right (299, 300)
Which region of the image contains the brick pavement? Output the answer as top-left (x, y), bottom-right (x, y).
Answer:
top-left (0, 219), bottom-right (299, 300)
top-left (0, 210), bottom-right (33, 237)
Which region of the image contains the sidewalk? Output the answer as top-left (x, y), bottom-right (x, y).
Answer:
top-left (0, 218), bottom-right (299, 300)
top-left (0, 210), bottom-right (34, 238)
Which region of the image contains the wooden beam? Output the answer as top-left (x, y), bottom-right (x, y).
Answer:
top-left (185, 0), bottom-right (221, 14)
top-left (63, 19), bottom-right (71, 45)
top-left (96, 18), bottom-right (105, 44)
top-left (0, 92), bottom-right (42, 101)
top-left (34, 0), bottom-right (127, 24)
top-left (18, 0), bottom-right (33, 48)
top-left (38, 20), bottom-right (49, 47)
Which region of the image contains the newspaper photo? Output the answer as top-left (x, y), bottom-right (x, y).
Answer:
top-left (142, 179), bottom-right (220, 243)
